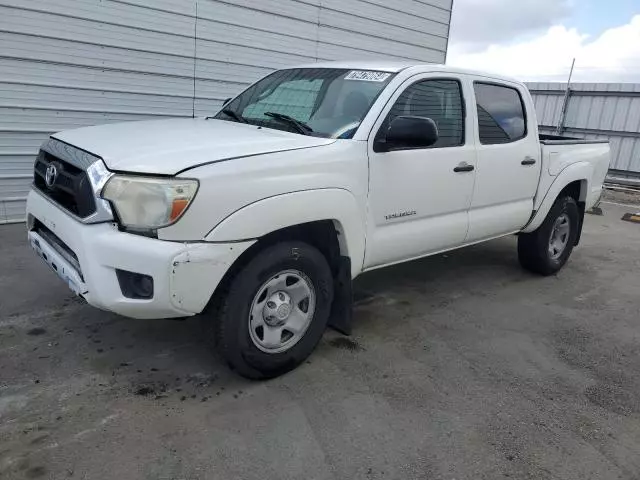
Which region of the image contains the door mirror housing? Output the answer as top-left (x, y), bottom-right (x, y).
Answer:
top-left (378, 116), bottom-right (439, 151)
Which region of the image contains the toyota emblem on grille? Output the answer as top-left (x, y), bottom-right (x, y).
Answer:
top-left (45, 164), bottom-right (58, 187)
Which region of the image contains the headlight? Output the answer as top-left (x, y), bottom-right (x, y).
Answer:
top-left (102, 175), bottom-right (198, 229)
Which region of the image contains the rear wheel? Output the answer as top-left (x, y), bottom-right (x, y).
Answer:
top-left (208, 241), bottom-right (333, 379)
top-left (518, 195), bottom-right (579, 276)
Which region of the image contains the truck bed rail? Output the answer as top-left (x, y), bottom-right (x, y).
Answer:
top-left (539, 133), bottom-right (609, 145)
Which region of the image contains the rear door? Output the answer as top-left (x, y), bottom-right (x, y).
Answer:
top-left (466, 81), bottom-right (541, 242)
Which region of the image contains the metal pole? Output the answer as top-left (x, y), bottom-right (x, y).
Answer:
top-left (556, 58), bottom-right (575, 135)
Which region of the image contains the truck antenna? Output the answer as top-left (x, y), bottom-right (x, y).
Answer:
top-left (556, 58), bottom-right (575, 135)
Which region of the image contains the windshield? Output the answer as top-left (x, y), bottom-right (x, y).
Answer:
top-left (213, 68), bottom-right (396, 139)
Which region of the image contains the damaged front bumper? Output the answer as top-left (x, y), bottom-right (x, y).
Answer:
top-left (26, 189), bottom-right (254, 319)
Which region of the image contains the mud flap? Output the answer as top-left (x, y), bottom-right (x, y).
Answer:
top-left (575, 202), bottom-right (586, 246)
top-left (328, 256), bottom-right (353, 335)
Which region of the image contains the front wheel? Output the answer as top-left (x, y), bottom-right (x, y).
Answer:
top-left (208, 241), bottom-right (334, 379)
top-left (518, 195), bottom-right (579, 276)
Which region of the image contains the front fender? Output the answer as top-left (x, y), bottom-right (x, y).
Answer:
top-left (205, 189), bottom-right (365, 277)
top-left (523, 162), bottom-right (592, 233)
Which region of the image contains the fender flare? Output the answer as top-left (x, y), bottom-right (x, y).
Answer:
top-left (205, 188), bottom-right (365, 277)
top-left (523, 162), bottom-right (592, 233)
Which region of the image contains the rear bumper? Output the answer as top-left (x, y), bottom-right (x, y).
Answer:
top-left (26, 189), bottom-right (254, 319)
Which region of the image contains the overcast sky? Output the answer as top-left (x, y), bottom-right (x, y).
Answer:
top-left (447, 0), bottom-right (640, 82)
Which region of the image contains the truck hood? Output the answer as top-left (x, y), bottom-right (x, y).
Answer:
top-left (52, 118), bottom-right (336, 175)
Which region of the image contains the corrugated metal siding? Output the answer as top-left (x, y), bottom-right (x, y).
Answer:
top-left (528, 82), bottom-right (640, 176)
top-left (0, 0), bottom-right (452, 223)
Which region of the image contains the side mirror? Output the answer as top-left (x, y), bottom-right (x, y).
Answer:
top-left (381, 116), bottom-right (439, 151)
top-left (222, 97), bottom-right (232, 106)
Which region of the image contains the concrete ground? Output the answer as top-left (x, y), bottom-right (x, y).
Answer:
top-left (1, 201), bottom-right (640, 480)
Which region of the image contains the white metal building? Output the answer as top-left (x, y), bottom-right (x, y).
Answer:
top-left (528, 82), bottom-right (640, 178)
top-left (0, 0), bottom-right (453, 223)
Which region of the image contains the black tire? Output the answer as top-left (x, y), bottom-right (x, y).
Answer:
top-left (208, 241), bottom-right (333, 379)
top-left (518, 195), bottom-right (579, 276)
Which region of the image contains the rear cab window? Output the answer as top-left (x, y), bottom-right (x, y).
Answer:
top-left (474, 82), bottom-right (527, 145)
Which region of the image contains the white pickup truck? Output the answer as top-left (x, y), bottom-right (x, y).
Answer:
top-left (27, 61), bottom-right (610, 378)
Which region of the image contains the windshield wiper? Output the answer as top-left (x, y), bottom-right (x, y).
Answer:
top-left (264, 112), bottom-right (313, 135)
top-left (221, 108), bottom-right (248, 124)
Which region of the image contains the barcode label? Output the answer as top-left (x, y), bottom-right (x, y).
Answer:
top-left (344, 70), bottom-right (391, 82)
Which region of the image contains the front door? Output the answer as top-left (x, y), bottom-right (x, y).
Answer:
top-left (364, 75), bottom-right (476, 269)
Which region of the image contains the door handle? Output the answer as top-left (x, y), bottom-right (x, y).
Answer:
top-left (454, 163), bottom-right (475, 173)
top-left (521, 157), bottom-right (537, 166)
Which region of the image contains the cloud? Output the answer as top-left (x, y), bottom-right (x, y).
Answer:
top-left (449, 0), bottom-right (573, 51)
top-left (448, 15), bottom-right (640, 82)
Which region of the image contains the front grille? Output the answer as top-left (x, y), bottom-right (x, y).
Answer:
top-left (34, 151), bottom-right (97, 217)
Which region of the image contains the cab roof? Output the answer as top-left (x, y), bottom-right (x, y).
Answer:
top-left (289, 61), bottom-right (522, 85)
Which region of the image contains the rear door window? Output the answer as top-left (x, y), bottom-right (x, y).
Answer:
top-left (474, 83), bottom-right (526, 144)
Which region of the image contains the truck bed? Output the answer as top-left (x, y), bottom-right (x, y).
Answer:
top-left (536, 135), bottom-right (610, 211)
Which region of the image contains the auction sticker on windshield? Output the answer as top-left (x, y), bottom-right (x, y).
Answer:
top-left (345, 70), bottom-right (391, 82)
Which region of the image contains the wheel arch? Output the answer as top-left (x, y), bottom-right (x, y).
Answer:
top-left (205, 189), bottom-right (365, 277)
top-left (523, 162), bottom-right (592, 234)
